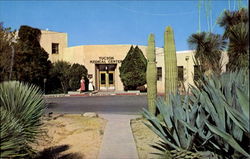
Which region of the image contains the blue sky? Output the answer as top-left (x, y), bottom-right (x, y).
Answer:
top-left (0, 0), bottom-right (248, 51)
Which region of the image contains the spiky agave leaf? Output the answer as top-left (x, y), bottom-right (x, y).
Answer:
top-left (143, 95), bottom-right (200, 152)
top-left (143, 69), bottom-right (249, 158)
top-left (206, 122), bottom-right (250, 158)
top-left (192, 69), bottom-right (250, 158)
top-left (0, 81), bottom-right (46, 158)
top-left (0, 108), bottom-right (25, 158)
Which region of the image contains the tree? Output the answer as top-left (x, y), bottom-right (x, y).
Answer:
top-left (188, 32), bottom-right (226, 76)
top-left (50, 61), bottom-right (71, 94)
top-left (68, 63), bottom-right (88, 91)
top-left (217, 8), bottom-right (249, 71)
top-left (0, 23), bottom-right (16, 82)
top-left (119, 45), bottom-right (147, 90)
top-left (14, 25), bottom-right (51, 88)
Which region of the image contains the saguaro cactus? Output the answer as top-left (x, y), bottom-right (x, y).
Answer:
top-left (146, 34), bottom-right (157, 115)
top-left (164, 26), bottom-right (178, 102)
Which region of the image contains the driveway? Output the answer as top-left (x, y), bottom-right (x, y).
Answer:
top-left (45, 96), bottom-right (148, 115)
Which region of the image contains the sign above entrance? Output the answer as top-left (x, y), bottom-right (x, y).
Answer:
top-left (90, 56), bottom-right (122, 64)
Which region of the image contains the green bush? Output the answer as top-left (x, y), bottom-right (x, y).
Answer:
top-left (49, 61), bottom-right (71, 94)
top-left (143, 69), bottom-right (250, 159)
top-left (48, 61), bottom-right (88, 93)
top-left (119, 45), bottom-right (147, 90)
top-left (68, 63), bottom-right (88, 91)
top-left (0, 81), bottom-right (46, 158)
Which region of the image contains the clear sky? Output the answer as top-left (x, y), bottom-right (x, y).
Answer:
top-left (0, 0), bottom-right (248, 51)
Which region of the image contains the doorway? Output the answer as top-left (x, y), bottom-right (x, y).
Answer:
top-left (96, 64), bottom-right (116, 91)
top-left (99, 71), bottom-right (115, 90)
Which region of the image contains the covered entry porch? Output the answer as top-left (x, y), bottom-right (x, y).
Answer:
top-left (95, 64), bottom-right (117, 91)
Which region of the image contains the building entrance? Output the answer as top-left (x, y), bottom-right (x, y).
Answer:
top-left (96, 64), bottom-right (116, 91)
top-left (99, 71), bottom-right (115, 90)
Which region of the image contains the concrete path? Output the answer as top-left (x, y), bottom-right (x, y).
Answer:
top-left (98, 114), bottom-right (140, 159)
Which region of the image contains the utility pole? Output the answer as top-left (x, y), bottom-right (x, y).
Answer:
top-left (9, 45), bottom-right (15, 80)
top-left (198, 0), bottom-right (202, 33)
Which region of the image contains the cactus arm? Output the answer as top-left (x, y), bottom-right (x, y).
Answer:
top-left (164, 26), bottom-right (178, 103)
top-left (146, 33), bottom-right (157, 115)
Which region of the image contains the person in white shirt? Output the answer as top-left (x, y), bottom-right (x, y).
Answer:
top-left (88, 75), bottom-right (94, 91)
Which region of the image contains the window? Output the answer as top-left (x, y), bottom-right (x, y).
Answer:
top-left (52, 43), bottom-right (59, 54)
top-left (101, 73), bottom-right (106, 84)
top-left (109, 73), bottom-right (114, 84)
top-left (157, 67), bottom-right (162, 81)
top-left (178, 66), bottom-right (184, 81)
top-left (194, 65), bottom-right (201, 81)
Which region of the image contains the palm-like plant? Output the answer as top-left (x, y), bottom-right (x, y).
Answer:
top-left (226, 22), bottom-right (249, 70)
top-left (217, 8), bottom-right (248, 39)
top-left (0, 81), bottom-right (46, 158)
top-left (217, 8), bottom-right (249, 71)
top-left (188, 32), bottom-right (226, 76)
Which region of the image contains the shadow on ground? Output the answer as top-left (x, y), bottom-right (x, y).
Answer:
top-left (34, 145), bottom-right (83, 159)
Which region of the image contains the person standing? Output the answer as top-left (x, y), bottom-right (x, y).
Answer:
top-left (80, 77), bottom-right (85, 93)
top-left (88, 76), bottom-right (94, 91)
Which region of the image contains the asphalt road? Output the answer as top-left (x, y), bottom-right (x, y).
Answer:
top-left (45, 95), bottom-right (148, 115)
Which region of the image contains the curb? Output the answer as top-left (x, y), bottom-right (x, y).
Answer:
top-left (44, 92), bottom-right (147, 98)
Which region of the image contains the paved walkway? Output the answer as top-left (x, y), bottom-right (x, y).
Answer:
top-left (98, 114), bottom-right (140, 159)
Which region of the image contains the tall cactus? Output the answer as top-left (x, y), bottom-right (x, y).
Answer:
top-left (164, 26), bottom-right (178, 102)
top-left (146, 34), bottom-right (157, 115)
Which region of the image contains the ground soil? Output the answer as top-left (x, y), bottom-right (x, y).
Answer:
top-left (33, 114), bottom-right (107, 159)
top-left (131, 117), bottom-right (162, 159)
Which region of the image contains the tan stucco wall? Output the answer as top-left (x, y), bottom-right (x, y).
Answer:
top-left (60, 44), bottom-right (196, 93)
top-left (40, 30), bottom-right (68, 62)
top-left (63, 45), bottom-right (146, 91)
top-left (40, 30), bottom-right (228, 93)
top-left (154, 49), bottom-right (196, 92)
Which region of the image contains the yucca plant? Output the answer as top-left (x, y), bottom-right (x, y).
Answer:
top-left (0, 81), bottom-right (46, 158)
top-left (217, 8), bottom-right (249, 71)
top-left (143, 69), bottom-right (250, 159)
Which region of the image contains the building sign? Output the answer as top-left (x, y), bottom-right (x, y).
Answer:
top-left (90, 56), bottom-right (123, 64)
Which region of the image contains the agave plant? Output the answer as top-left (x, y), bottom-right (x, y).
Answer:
top-left (0, 81), bottom-right (46, 158)
top-left (143, 69), bottom-right (250, 159)
top-left (143, 95), bottom-right (213, 158)
top-left (190, 69), bottom-right (250, 158)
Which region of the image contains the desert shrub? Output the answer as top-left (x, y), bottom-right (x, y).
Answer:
top-left (0, 81), bottom-right (46, 158)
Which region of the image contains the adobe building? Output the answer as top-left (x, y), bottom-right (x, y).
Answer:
top-left (40, 30), bottom-right (228, 93)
